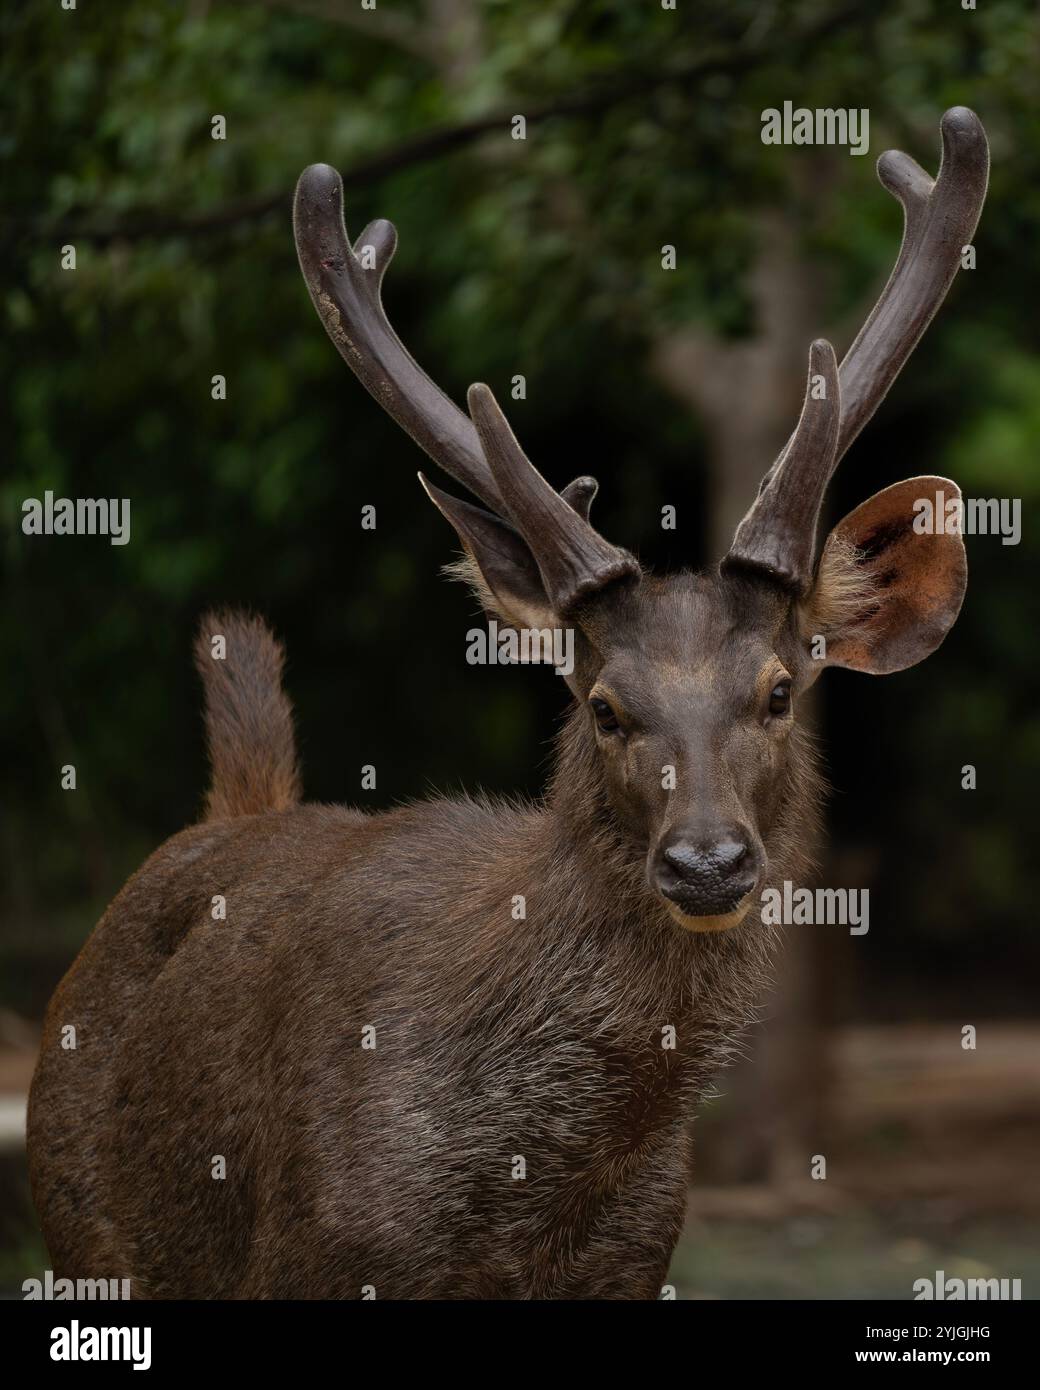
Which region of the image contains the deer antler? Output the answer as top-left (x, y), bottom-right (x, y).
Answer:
top-left (724, 106), bottom-right (989, 594)
top-left (294, 163), bottom-right (507, 516)
top-left (294, 164), bottom-right (636, 612)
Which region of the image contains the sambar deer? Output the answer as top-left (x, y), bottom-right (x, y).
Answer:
top-left (28, 108), bottom-right (988, 1298)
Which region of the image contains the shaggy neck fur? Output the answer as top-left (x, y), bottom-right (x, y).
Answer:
top-left (532, 699), bottom-right (826, 1092)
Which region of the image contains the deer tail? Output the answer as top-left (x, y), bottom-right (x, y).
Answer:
top-left (194, 609), bottom-right (302, 822)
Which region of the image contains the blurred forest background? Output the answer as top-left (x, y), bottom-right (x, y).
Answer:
top-left (2, 0), bottom-right (1038, 1297)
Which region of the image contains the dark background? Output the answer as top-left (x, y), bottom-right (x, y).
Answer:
top-left (2, 0), bottom-right (1038, 1296)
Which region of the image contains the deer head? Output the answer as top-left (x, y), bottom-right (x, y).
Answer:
top-left (293, 107), bottom-right (988, 934)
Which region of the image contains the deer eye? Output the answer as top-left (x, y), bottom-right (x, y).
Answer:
top-left (768, 681), bottom-right (792, 718)
top-left (589, 697), bottom-right (621, 734)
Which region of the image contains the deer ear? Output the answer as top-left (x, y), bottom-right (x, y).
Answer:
top-left (418, 475), bottom-right (557, 630)
top-left (805, 477), bottom-right (967, 677)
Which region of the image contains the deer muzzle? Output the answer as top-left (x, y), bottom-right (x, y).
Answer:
top-left (651, 828), bottom-right (760, 932)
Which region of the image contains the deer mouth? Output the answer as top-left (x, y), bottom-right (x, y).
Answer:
top-left (663, 890), bottom-right (756, 934)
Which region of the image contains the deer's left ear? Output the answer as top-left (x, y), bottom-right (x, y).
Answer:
top-left (418, 473), bottom-right (558, 631)
top-left (802, 476), bottom-right (967, 678)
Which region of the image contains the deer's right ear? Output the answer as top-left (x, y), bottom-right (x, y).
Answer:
top-left (419, 474), bottom-right (557, 630)
top-left (801, 476), bottom-right (968, 680)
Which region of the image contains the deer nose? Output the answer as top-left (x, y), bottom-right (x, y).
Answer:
top-left (655, 831), bottom-right (757, 916)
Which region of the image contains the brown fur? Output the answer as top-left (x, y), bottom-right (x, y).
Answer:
top-left (194, 610), bottom-right (301, 821)
top-left (28, 582), bottom-right (825, 1300)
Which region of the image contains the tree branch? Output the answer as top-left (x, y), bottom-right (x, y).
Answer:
top-left (3, 2), bottom-right (870, 247)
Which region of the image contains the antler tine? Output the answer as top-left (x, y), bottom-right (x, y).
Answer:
top-left (724, 341), bottom-right (841, 593)
top-left (467, 384), bottom-right (639, 614)
top-left (837, 105), bottom-right (989, 459)
top-left (293, 163), bottom-right (507, 516)
top-left (559, 475), bottom-right (599, 521)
